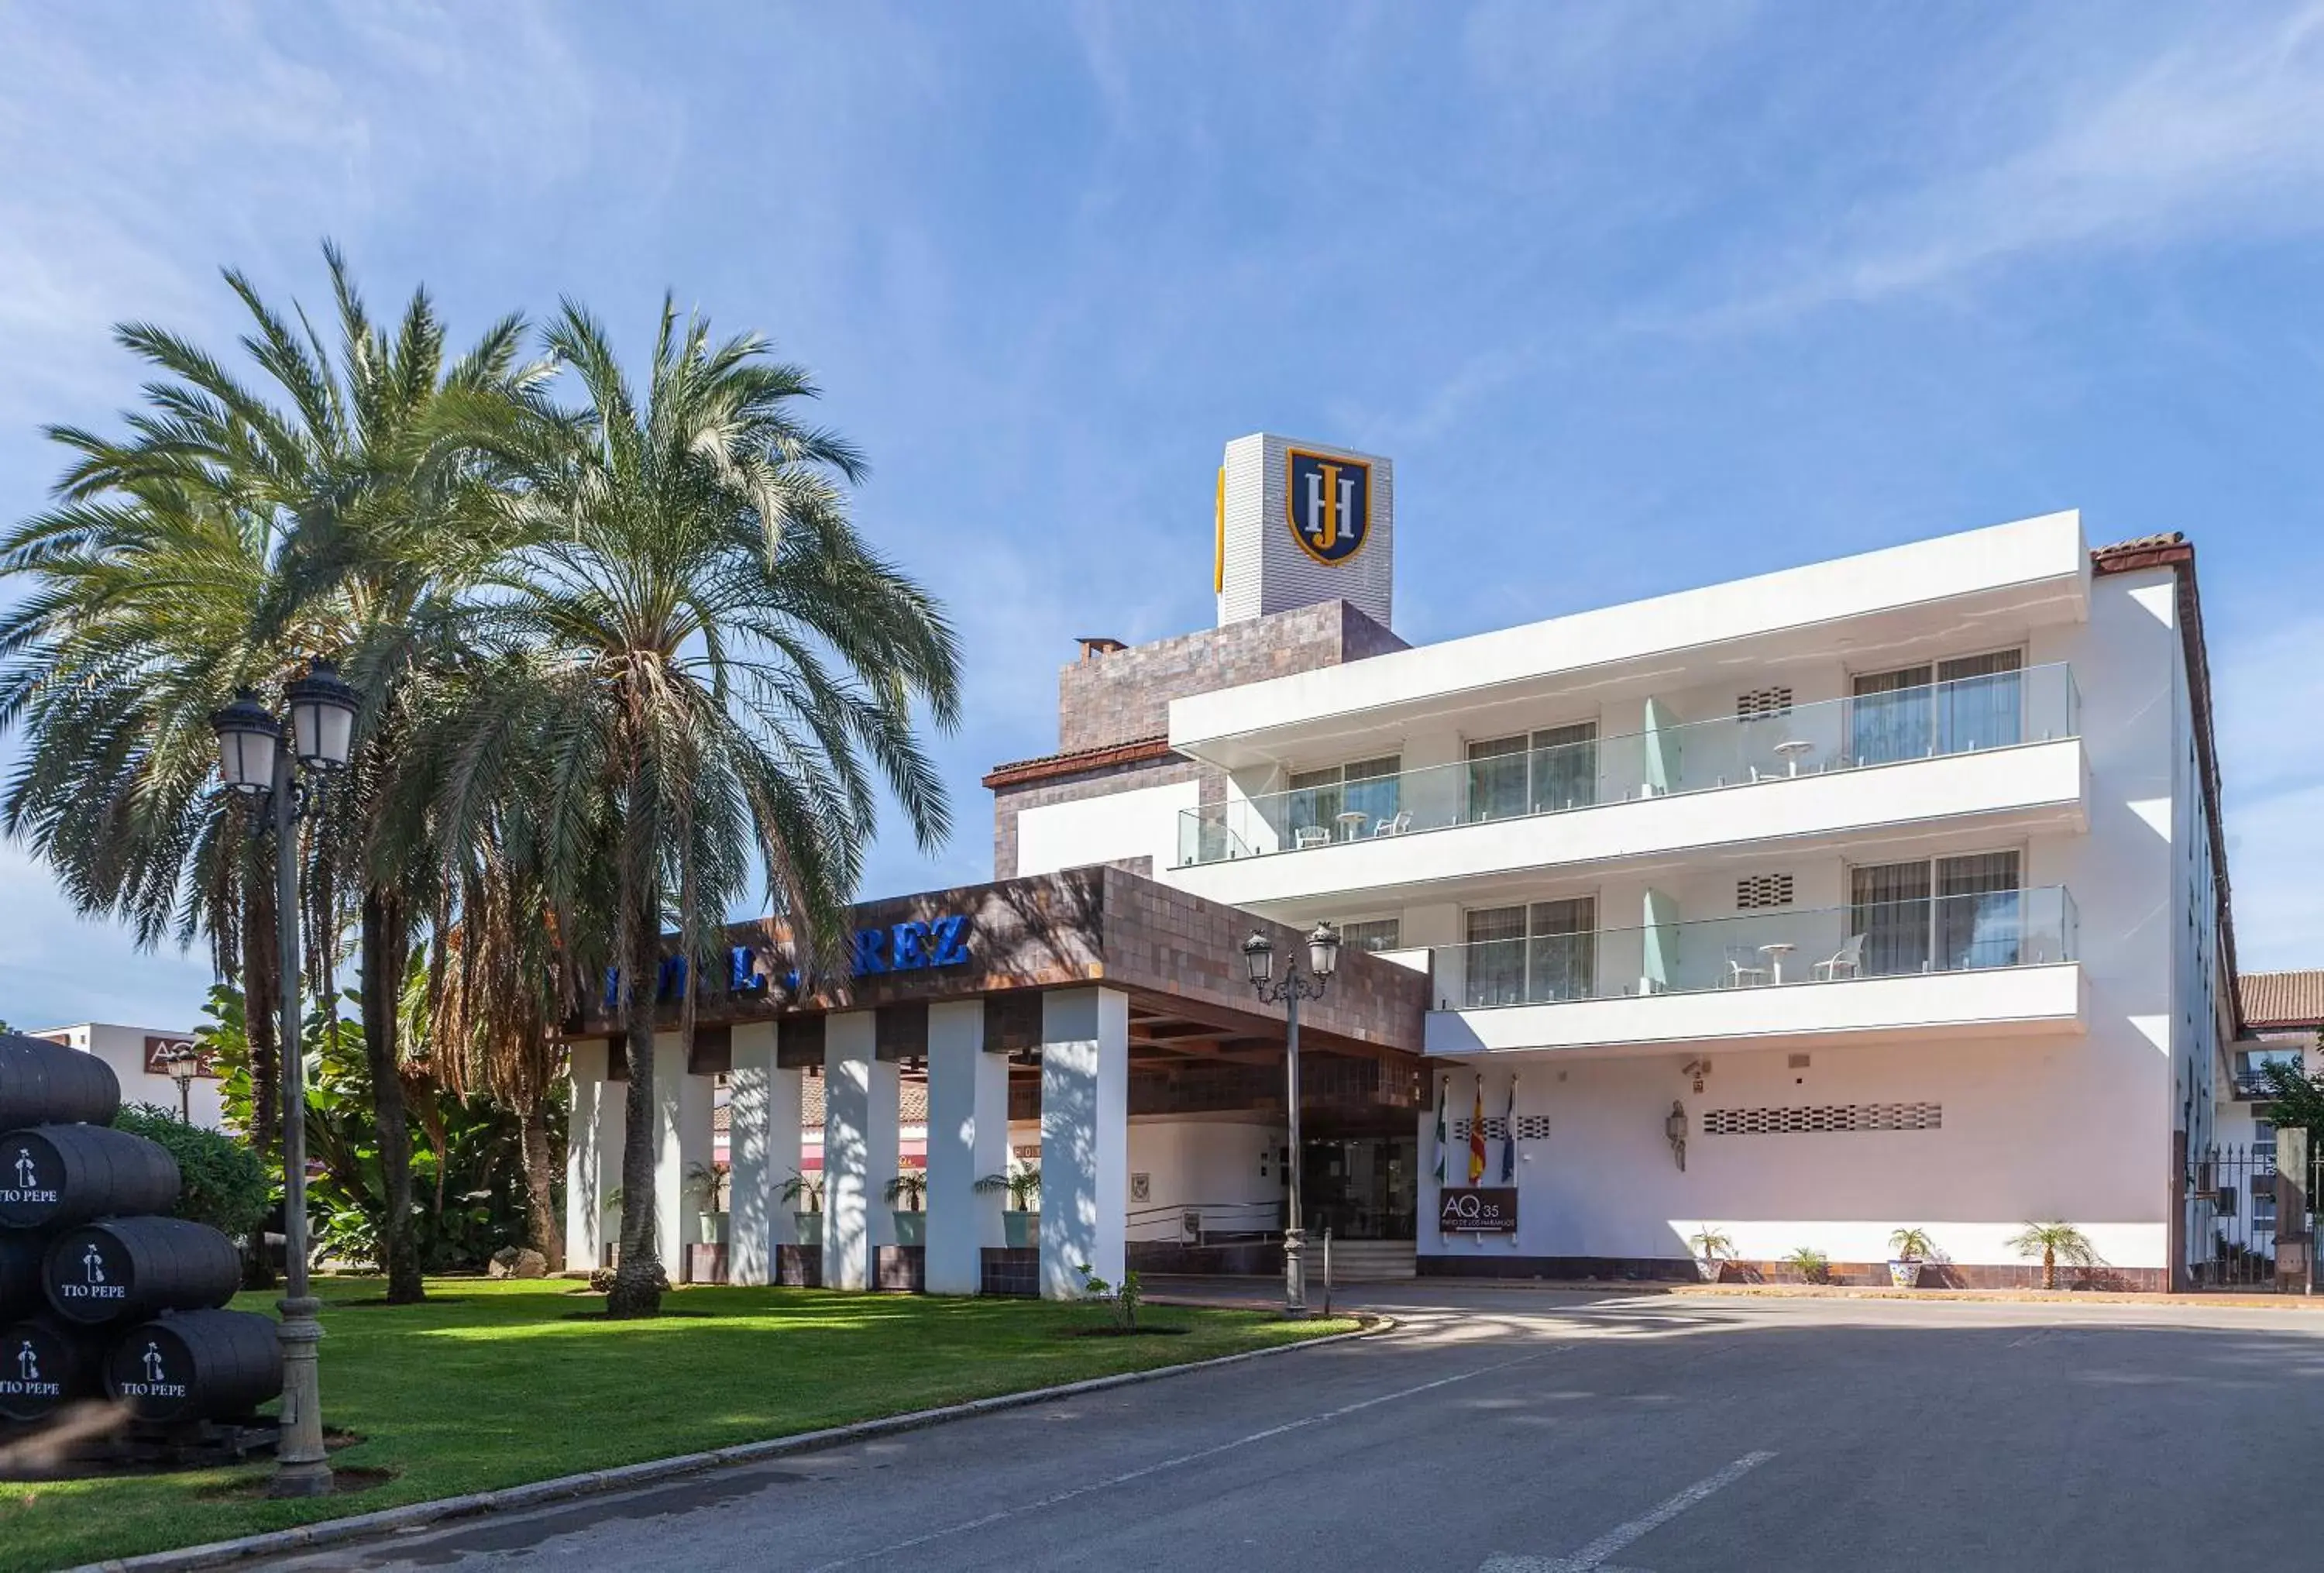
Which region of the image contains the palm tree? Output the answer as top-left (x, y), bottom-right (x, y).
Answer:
top-left (2006, 1221), bottom-right (2102, 1290)
top-left (0, 461), bottom-right (293, 1160)
top-left (439, 298), bottom-right (960, 1317)
top-left (2, 247), bottom-right (544, 1303)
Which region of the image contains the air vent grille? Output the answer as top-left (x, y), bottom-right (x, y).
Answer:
top-left (1737, 874), bottom-right (1795, 910)
top-left (1703, 1103), bottom-right (1942, 1137)
top-left (1736, 687), bottom-right (1794, 721)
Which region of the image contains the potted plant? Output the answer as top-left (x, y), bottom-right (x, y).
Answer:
top-left (975, 1165), bottom-right (1041, 1248)
top-left (779, 1168), bottom-right (825, 1245)
top-left (1887, 1227), bottom-right (1937, 1288)
top-left (885, 1169), bottom-right (928, 1246)
top-left (1686, 1226), bottom-right (1735, 1282)
top-left (1783, 1245), bottom-right (1831, 1285)
top-left (689, 1161), bottom-right (731, 1244)
top-left (2006, 1220), bottom-right (2102, 1290)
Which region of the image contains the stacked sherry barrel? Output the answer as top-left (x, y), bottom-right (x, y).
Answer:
top-left (0, 1031), bottom-right (281, 1437)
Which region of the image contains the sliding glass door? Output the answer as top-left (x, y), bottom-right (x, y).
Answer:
top-left (1849, 649), bottom-right (2024, 764)
top-left (1850, 852), bottom-right (2023, 976)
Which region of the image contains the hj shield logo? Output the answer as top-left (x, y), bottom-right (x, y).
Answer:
top-left (1284, 449), bottom-right (1370, 566)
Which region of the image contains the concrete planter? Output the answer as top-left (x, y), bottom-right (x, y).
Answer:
top-left (698, 1211), bottom-right (729, 1245)
top-left (1695, 1257), bottom-right (1727, 1282)
top-left (794, 1211), bottom-right (823, 1246)
top-left (1004, 1210), bottom-right (1040, 1249)
top-left (893, 1211), bottom-right (926, 1247)
top-left (1889, 1259), bottom-right (1923, 1289)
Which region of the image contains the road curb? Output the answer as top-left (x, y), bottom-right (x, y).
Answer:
top-left (71, 1314), bottom-right (1391, 1573)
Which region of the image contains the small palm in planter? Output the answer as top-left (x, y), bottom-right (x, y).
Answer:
top-left (1686, 1226), bottom-right (1736, 1282)
top-left (779, 1169), bottom-right (825, 1245)
top-left (1784, 1245), bottom-right (1832, 1286)
top-left (1887, 1227), bottom-right (1937, 1289)
top-left (2006, 1220), bottom-right (2103, 1290)
top-left (885, 1170), bottom-right (928, 1246)
top-left (688, 1161), bottom-right (731, 1244)
top-left (975, 1165), bottom-right (1041, 1248)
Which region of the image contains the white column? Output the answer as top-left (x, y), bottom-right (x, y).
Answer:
top-left (926, 1000), bottom-right (1006, 1295)
top-left (651, 1031), bottom-right (713, 1279)
top-left (1040, 987), bottom-right (1129, 1299)
top-left (727, 1022), bottom-right (801, 1286)
top-left (823, 1011), bottom-right (898, 1291)
top-left (565, 1041), bottom-right (609, 1272)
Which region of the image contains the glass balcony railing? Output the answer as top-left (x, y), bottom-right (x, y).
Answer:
top-left (1174, 663), bottom-right (2078, 866)
top-left (1437, 886), bottom-right (2078, 1010)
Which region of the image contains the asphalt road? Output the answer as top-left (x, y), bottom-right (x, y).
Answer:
top-left (258, 1283), bottom-right (2324, 1572)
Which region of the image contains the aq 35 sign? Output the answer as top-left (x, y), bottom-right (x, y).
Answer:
top-left (1437, 1187), bottom-right (1518, 1234)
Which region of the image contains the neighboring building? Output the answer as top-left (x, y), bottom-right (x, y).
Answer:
top-left (29, 1021), bottom-right (221, 1129)
top-left (2199, 970), bottom-right (2323, 1277)
top-left (568, 432), bottom-right (2242, 1296)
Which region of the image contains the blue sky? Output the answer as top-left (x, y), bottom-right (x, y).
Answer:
top-left (5, 2), bottom-right (2323, 1030)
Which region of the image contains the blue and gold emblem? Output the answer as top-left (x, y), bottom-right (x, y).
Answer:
top-left (1284, 449), bottom-right (1370, 565)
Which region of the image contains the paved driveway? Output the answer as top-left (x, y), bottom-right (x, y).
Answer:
top-left (259, 1284), bottom-right (2324, 1572)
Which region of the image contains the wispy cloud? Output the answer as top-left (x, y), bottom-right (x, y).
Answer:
top-left (1680, 5), bottom-right (2324, 329)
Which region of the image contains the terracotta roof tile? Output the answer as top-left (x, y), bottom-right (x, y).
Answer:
top-left (983, 735), bottom-right (1174, 790)
top-left (2240, 970), bottom-right (2324, 1030)
top-left (712, 1075), bottom-right (930, 1133)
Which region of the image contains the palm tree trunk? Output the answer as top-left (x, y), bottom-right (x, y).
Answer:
top-left (2043, 1246), bottom-right (2057, 1292)
top-left (608, 879), bottom-right (665, 1318)
top-left (359, 888), bottom-right (426, 1303)
top-left (244, 854), bottom-right (281, 1162)
top-left (519, 1099), bottom-right (562, 1270)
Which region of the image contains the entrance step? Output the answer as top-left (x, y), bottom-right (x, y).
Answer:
top-left (1318, 1239), bottom-right (1416, 1281)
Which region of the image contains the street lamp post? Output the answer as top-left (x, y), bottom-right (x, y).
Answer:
top-left (162, 1046), bottom-right (198, 1124)
top-left (1241, 921), bottom-right (1342, 1318)
top-left (211, 657), bottom-right (359, 1499)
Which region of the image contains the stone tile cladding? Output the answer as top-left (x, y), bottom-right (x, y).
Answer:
top-left (989, 598), bottom-right (1404, 877)
top-left (1056, 599), bottom-right (1404, 752)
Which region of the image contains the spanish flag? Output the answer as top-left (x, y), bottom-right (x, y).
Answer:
top-left (1468, 1076), bottom-right (1487, 1185)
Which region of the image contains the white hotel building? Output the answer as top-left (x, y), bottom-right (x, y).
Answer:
top-left (568, 434), bottom-right (2239, 1296)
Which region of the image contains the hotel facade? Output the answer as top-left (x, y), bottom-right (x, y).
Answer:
top-left (566, 434), bottom-right (2240, 1296)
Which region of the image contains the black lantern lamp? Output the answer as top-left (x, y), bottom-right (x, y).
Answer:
top-left (286, 659), bottom-right (360, 773)
top-left (210, 692), bottom-right (282, 796)
top-left (1306, 921), bottom-right (1342, 982)
top-left (1241, 929), bottom-right (1275, 987)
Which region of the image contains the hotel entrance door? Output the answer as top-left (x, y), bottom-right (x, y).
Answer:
top-left (1300, 1135), bottom-right (1416, 1241)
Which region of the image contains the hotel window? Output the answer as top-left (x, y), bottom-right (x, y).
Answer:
top-left (1285, 755), bottom-right (1401, 843)
top-left (1339, 918), bottom-right (1402, 954)
top-left (1848, 852), bottom-right (2021, 977)
top-left (1463, 897), bottom-right (1596, 1007)
top-left (1848, 650), bottom-right (2023, 766)
top-left (1465, 722), bottom-right (1597, 821)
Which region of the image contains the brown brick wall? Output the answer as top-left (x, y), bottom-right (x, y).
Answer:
top-left (1056, 599), bottom-right (1404, 753)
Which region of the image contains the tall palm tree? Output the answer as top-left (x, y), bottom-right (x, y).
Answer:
top-left (2, 247), bottom-right (542, 1303)
top-left (442, 299), bottom-right (960, 1317)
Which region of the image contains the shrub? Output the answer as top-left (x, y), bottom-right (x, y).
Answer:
top-left (112, 1103), bottom-right (270, 1237)
top-left (1783, 1245), bottom-right (1831, 1284)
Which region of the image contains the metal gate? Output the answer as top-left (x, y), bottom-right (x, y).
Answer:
top-left (2186, 1138), bottom-right (2322, 1291)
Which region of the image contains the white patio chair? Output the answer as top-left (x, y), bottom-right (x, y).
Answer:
top-left (1293, 825), bottom-right (1332, 850)
top-left (1370, 809), bottom-right (1413, 837)
top-left (1721, 949), bottom-right (1769, 989)
top-left (1813, 932), bottom-right (1867, 982)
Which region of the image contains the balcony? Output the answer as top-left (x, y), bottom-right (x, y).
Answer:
top-left (1170, 666), bottom-right (2085, 907)
top-left (1425, 887), bottom-right (2084, 1058)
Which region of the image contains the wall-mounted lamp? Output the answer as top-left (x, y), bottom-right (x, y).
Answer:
top-left (1666, 1101), bottom-right (1689, 1173)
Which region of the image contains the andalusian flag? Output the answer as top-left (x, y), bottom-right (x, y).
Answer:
top-left (1432, 1076), bottom-right (1448, 1184)
top-left (1501, 1074), bottom-right (1518, 1183)
top-left (1468, 1076), bottom-right (1487, 1184)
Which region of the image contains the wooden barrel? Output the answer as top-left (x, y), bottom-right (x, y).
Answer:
top-left (43, 1217), bottom-right (239, 1326)
top-left (0, 1124), bottom-right (180, 1231)
top-left (0, 1032), bottom-right (120, 1130)
top-left (0, 1232), bottom-right (42, 1320)
top-left (105, 1309), bottom-right (282, 1423)
top-left (0, 1314), bottom-right (104, 1421)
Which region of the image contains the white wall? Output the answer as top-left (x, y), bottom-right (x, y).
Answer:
top-left (1125, 1118), bottom-right (1281, 1237)
top-left (1016, 778), bottom-right (1201, 877)
top-left (40, 1023), bottom-right (223, 1129)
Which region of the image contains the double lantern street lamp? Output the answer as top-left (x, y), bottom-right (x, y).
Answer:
top-left (1241, 921), bottom-right (1342, 1319)
top-left (210, 657), bottom-right (360, 1499)
top-left (159, 1045), bottom-right (199, 1124)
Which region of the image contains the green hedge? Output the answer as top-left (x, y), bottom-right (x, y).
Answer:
top-left (112, 1103), bottom-right (270, 1237)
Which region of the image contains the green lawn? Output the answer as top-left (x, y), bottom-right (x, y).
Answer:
top-left (1, 1276), bottom-right (1353, 1573)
